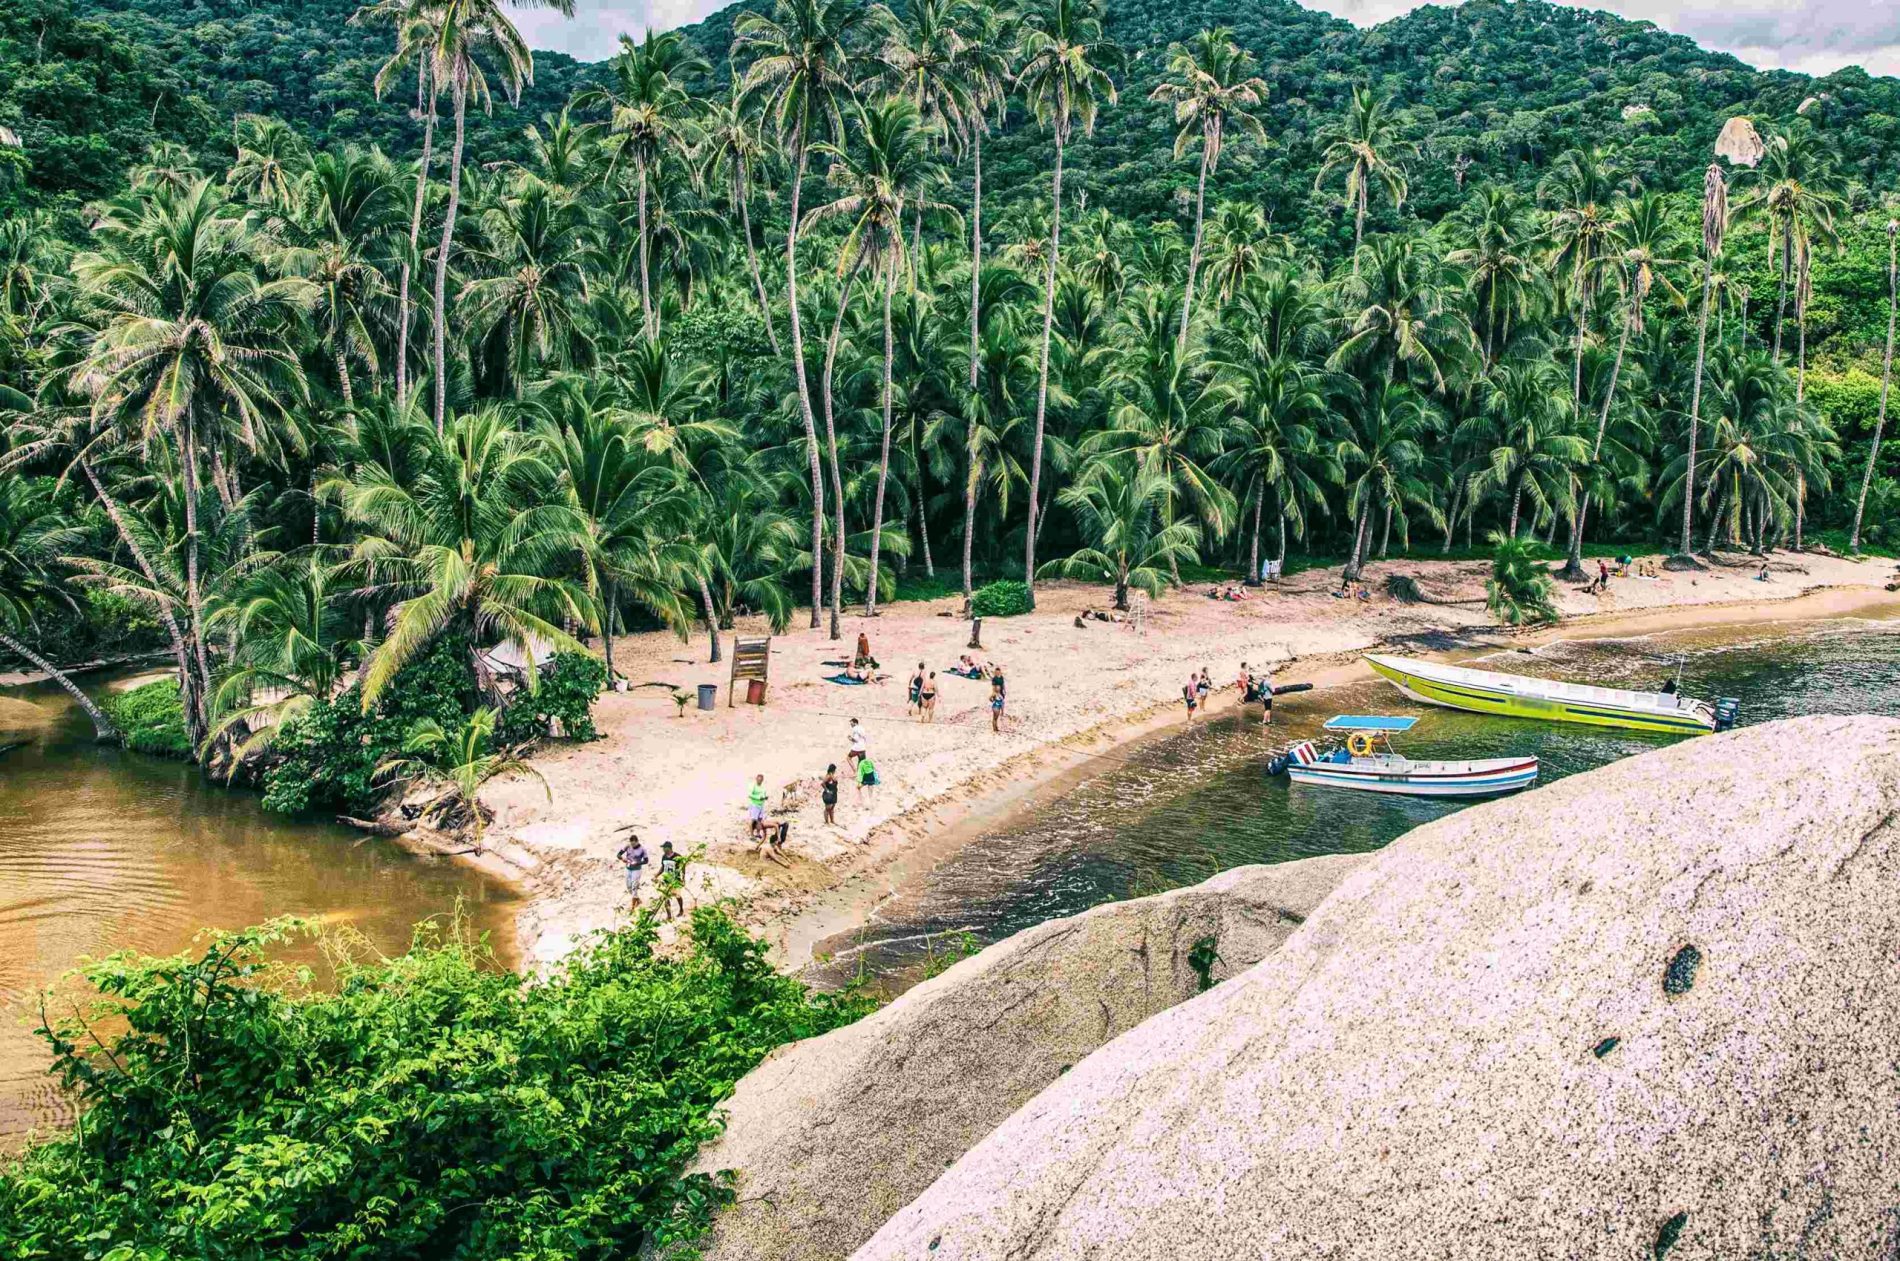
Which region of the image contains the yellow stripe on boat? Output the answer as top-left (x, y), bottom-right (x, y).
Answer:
top-left (1364, 654), bottom-right (1716, 735)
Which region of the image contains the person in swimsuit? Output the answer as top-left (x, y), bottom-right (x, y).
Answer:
top-left (990, 672), bottom-right (1006, 732)
top-left (920, 672), bottom-right (938, 722)
top-left (1183, 674), bottom-right (1199, 719)
top-left (821, 764), bottom-right (840, 825)
top-left (908, 663), bottom-right (926, 713)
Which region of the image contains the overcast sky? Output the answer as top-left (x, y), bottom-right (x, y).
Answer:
top-left (508, 0), bottom-right (1900, 77)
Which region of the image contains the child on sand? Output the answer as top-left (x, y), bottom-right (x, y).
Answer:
top-left (746, 773), bottom-right (769, 839)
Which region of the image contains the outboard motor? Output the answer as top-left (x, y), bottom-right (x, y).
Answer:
top-left (1713, 698), bottom-right (1741, 731)
top-left (1266, 752), bottom-right (1292, 776)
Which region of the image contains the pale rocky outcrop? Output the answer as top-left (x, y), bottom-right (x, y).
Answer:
top-left (858, 716), bottom-right (1900, 1261)
top-left (693, 853), bottom-right (1370, 1261)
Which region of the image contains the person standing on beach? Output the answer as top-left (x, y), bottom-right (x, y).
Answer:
top-left (1258, 660), bottom-right (1275, 726)
top-left (990, 674), bottom-right (1006, 733)
top-left (615, 834), bottom-right (649, 911)
top-left (657, 841), bottom-right (686, 921)
top-left (821, 764), bottom-right (840, 825)
top-left (920, 672), bottom-right (938, 723)
top-left (746, 773), bottom-right (769, 839)
top-left (1184, 672), bottom-right (1201, 719)
top-left (848, 717), bottom-right (867, 769)
top-left (856, 752), bottom-right (879, 804)
top-left (908, 662), bottom-right (926, 714)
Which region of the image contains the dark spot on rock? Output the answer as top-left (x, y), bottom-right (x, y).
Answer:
top-left (1578, 879), bottom-right (1593, 895)
top-left (1592, 1036), bottom-right (1620, 1059)
top-left (1663, 944), bottom-right (1702, 995)
top-left (928, 1235), bottom-right (941, 1251)
top-left (1058, 1064), bottom-right (1071, 1075)
top-left (1653, 1210), bottom-right (1687, 1258)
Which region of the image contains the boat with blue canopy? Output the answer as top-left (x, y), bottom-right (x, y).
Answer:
top-left (1269, 715), bottom-right (1540, 799)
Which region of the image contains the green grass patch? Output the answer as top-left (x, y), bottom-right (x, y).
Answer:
top-left (101, 677), bottom-right (190, 759)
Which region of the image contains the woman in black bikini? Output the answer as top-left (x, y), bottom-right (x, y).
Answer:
top-left (920, 672), bottom-right (938, 722)
top-left (821, 764), bottom-right (840, 825)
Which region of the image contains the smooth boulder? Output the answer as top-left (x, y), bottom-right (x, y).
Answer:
top-left (693, 853), bottom-right (1369, 1261)
top-left (858, 716), bottom-right (1900, 1260)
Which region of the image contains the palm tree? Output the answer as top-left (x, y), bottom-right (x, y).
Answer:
top-left (734, 0), bottom-right (868, 629)
top-left (1334, 381), bottom-right (1442, 581)
top-left (872, 0), bottom-right (980, 285)
top-left (1851, 220), bottom-right (1899, 554)
top-left (1486, 530), bottom-right (1558, 626)
top-left (1462, 353), bottom-right (1587, 538)
top-left (1446, 185), bottom-right (1542, 364)
top-left (1566, 190), bottom-right (1682, 571)
top-left (584, 29), bottom-right (708, 339)
top-left (1038, 454), bottom-right (1199, 609)
top-left (420, 0), bottom-right (576, 434)
top-left (700, 93), bottom-right (782, 354)
top-left (1148, 27), bottom-right (1268, 350)
top-left (1015, 0), bottom-right (1122, 608)
top-left (460, 175), bottom-right (600, 394)
top-left (0, 473), bottom-right (116, 741)
top-left (807, 98), bottom-right (944, 616)
top-left (225, 115), bottom-right (310, 210)
top-left (206, 550), bottom-right (360, 760)
top-left (69, 179), bottom-right (314, 741)
top-left (1330, 236), bottom-right (1477, 393)
top-left (1539, 149), bottom-right (1620, 411)
top-left (1736, 126), bottom-right (1844, 365)
top-left (950, 4), bottom-right (1013, 391)
top-left (378, 707), bottom-right (546, 852)
top-left (1214, 351), bottom-right (1333, 579)
top-left (952, 296), bottom-right (1037, 609)
top-left (1200, 203), bottom-right (1280, 308)
top-left (342, 407), bottom-right (595, 705)
top-left (1313, 86), bottom-right (1415, 261)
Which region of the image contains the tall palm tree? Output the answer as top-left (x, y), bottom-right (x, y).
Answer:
top-left (1313, 85), bottom-right (1415, 261)
top-left (1462, 353), bottom-right (1588, 538)
top-left (950, 4), bottom-right (1013, 391)
top-left (700, 92), bottom-right (781, 354)
top-left (584, 28), bottom-right (709, 339)
top-left (0, 472), bottom-right (116, 741)
top-left (1213, 351), bottom-right (1333, 578)
top-left (872, 0), bottom-right (979, 285)
top-left (1148, 27), bottom-right (1268, 350)
top-left (1852, 219), bottom-right (1899, 554)
top-left (1015, 0), bottom-right (1122, 608)
top-left (1736, 126), bottom-right (1844, 364)
top-left (460, 175), bottom-right (600, 394)
top-left (69, 179), bottom-right (314, 741)
top-left (224, 115), bottom-right (310, 210)
top-left (1446, 185), bottom-right (1542, 364)
top-left (420, 0), bottom-right (576, 434)
top-left (1330, 236), bottom-right (1477, 393)
top-left (1332, 381), bottom-right (1439, 580)
top-left (1539, 149), bottom-right (1620, 411)
top-left (806, 97), bottom-right (944, 616)
top-left (734, 0), bottom-right (868, 629)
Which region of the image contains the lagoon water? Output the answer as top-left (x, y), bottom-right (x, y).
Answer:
top-left (810, 614), bottom-right (1900, 988)
top-left (0, 671), bottom-right (520, 1142)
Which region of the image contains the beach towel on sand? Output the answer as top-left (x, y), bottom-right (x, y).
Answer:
top-left (825, 673), bottom-right (871, 686)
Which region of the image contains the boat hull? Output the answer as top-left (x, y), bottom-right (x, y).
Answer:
top-left (1288, 756), bottom-right (1539, 798)
top-left (1366, 655), bottom-right (1715, 735)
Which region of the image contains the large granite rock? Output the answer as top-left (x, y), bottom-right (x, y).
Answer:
top-left (693, 853), bottom-right (1370, 1261)
top-left (858, 716), bottom-right (1900, 1261)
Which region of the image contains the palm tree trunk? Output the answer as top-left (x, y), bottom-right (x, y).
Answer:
top-left (1379, 498), bottom-right (1393, 560)
top-left (911, 423), bottom-right (935, 577)
top-left (431, 67), bottom-right (468, 435)
top-left (821, 265), bottom-right (854, 639)
top-left (1023, 126), bottom-right (1065, 611)
top-left (1275, 486), bottom-right (1288, 567)
top-left (1851, 228), bottom-right (1898, 553)
top-left (968, 128), bottom-right (983, 392)
top-left (602, 578), bottom-right (617, 680)
top-left (1508, 473), bottom-right (1524, 538)
top-left (396, 59), bottom-right (435, 412)
top-left (1342, 504), bottom-right (1368, 582)
top-left (1444, 476), bottom-right (1463, 554)
top-left (1177, 133), bottom-right (1212, 353)
top-left (1568, 299), bottom-right (1634, 575)
top-left (1704, 480), bottom-right (1730, 554)
top-left (736, 170), bottom-right (779, 355)
top-left (697, 573), bottom-right (721, 663)
top-left (1682, 265), bottom-right (1714, 556)
top-left (960, 455), bottom-right (979, 616)
top-left (177, 420), bottom-right (215, 729)
top-left (1793, 279), bottom-right (1810, 551)
top-left (0, 633), bottom-right (116, 742)
top-left (1772, 233), bottom-right (1791, 361)
top-left (335, 349), bottom-right (354, 409)
top-left (783, 126), bottom-right (826, 630)
top-left (866, 256), bottom-right (899, 616)
top-left (1247, 482), bottom-right (1262, 582)
top-left (637, 154), bottom-right (654, 339)
top-left (1352, 184), bottom-right (1367, 264)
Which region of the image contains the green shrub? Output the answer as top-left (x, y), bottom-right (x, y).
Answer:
top-left (971, 579), bottom-right (1032, 618)
top-left (260, 636), bottom-right (473, 816)
top-left (1485, 531), bottom-right (1560, 626)
top-left (1, 908), bottom-right (874, 1260)
top-left (496, 650), bottom-right (609, 746)
top-left (100, 677), bottom-right (189, 759)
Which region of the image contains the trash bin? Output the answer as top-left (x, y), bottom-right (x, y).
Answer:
top-left (746, 678), bottom-right (766, 706)
top-left (697, 683), bottom-right (717, 711)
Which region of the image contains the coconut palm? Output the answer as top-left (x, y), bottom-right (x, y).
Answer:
top-left (584, 28), bottom-right (708, 339)
top-left (0, 472), bottom-right (116, 741)
top-left (1851, 220), bottom-right (1899, 554)
top-left (1330, 235), bottom-right (1477, 393)
top-left (377, 706), bottom-right (546, 852)
top-left (1313, 85), bottom-right (1415, 260)
top-left (700, 92), bottom-right (782, 354)
top-left (206, 550), bottom-right (361, 761)
top-left (1462, 353), bottom-right (1587, 538)
top-left (1335, 381), bottom-right (1446, 578)
top-left (1735, 126), bottom-right (1844, 364)
top-left (1446, 185), bottom-right (1542, 364)
top-left (1038, 454), bottom-right (1199, 609)
top-left (460, 175), bottom-right (601, 394)
top-left (342, 407), bottom-right (594, 705)
top-left (734, 0), bottom-right (868, 629)
top-left (872, 0), bottom-right (981, 291)
top-left (1200, 203), bottom-right (1280, 308)
top-left (225, 115), bottom-right (310, 210)
top-left (1539, 149), bottom-right (1621, 411)
top-left (949, 3), bottom-right (1013, 390)
top-left (1148, 27), bottom-right (1268, 350)
top-left (1213, 352), bottom-right (1333, 579)
top-left (1015, 0), bottom-right (1123, 607)
top-left (419, 0), bottom-right (576, 434)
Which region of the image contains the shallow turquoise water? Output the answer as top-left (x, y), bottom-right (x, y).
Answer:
top-left (811, 615), bottom-right (1900, 985)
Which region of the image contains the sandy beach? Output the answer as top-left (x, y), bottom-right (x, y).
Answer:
top-left (470, 548), bottom-right (1900, 970)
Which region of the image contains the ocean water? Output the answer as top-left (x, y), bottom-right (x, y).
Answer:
top-left (809, 615), bottom-right (1900, 987)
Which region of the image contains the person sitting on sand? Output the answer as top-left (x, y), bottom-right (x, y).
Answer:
top-left (758, 818), bottom-right (791, 868)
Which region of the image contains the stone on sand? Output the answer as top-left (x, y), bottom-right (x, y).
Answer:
top-left (691, 853), bottom-right (1369, 1261)
top-left (858, 715), bottom-right (1900, 1261)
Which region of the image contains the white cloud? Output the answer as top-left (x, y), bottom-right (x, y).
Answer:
top-left (510, 0), bottom-right (1900, 77)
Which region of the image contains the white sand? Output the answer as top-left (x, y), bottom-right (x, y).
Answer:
top-left (478, 549), bottom-right (1900, 968)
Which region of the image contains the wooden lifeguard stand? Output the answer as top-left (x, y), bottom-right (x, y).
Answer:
top-left (729, 635), bottom-right (772, 706)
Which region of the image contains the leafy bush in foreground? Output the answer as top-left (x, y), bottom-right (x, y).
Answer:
top-left (1, 908), bottom-right (872, 1261)
top-left (99, 677), bottom-right (188, 758)
top-left (971, 579), bottom-right (1033, 618)
top-left (1486, 532), bottom-right (1560, 626)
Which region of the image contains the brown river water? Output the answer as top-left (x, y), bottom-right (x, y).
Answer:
top-left (0, 670), bottom-right (520, 1144)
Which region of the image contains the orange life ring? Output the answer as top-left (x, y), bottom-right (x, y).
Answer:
top-left (1346, 732), bottom-right (1376, 757)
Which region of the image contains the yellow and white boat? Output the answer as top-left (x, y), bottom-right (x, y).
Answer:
top-left (1364, 654), bottom-right (1738, 735)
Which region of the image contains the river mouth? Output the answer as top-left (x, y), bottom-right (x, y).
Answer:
top-left (0, 670), bottom-right (521, 1144)
top-left (808, 612), bottom-right (1900, 992)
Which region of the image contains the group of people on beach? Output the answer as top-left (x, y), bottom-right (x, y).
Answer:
top-left (613, 832), bottom-right (687, 919)
top-left (1183, 661), bottom-right (1276, 725)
